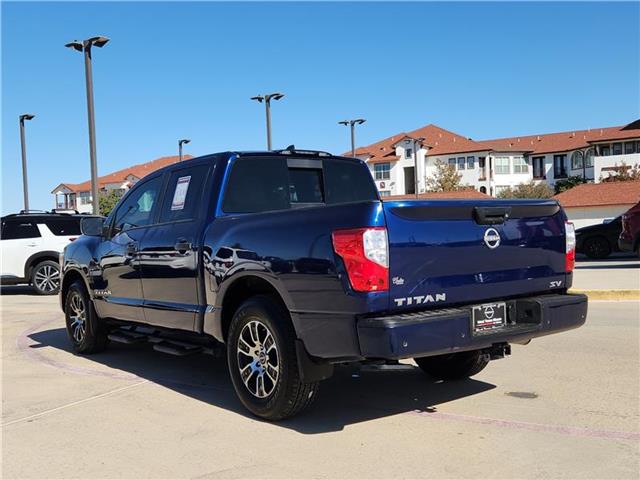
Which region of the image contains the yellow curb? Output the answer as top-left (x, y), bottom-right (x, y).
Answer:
top-left (569, 289), bottom-right (640, 300)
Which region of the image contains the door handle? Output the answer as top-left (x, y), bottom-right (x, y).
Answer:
top-left (174, 240), bottom-right (192, 254)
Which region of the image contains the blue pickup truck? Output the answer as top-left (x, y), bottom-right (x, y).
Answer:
top-left (60, 149), bottom-right (587, 419)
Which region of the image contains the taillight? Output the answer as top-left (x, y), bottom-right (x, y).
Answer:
top-left (565, 221), bottom-right (576, 272)
top-left (332, 227), bottom-right (389, 292)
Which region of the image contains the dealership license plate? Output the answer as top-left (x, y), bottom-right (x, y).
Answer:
top-left (472, 302), bottom-right (507, 333)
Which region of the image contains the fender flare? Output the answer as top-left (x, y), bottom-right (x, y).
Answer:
top-left (24, 250), bottom-right (61, 279)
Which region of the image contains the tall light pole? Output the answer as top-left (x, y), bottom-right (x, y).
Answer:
top-left (251, 93), bottom-right (284, 150)
top-left (19, 114), bottom-right (35, 211)
top-left (412, 137), bottom-right (425, 198)
top-left (65, 36), bottom-right (109, 215)
top-left (178, 139), bottom-right (191, 162)
top-left (338, 118), bottom-right (366, 157)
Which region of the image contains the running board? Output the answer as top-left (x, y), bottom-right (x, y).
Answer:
top-left (153, 341), bottom-right (203, 356)
top-left (108, 331), bottom-right (148, 345)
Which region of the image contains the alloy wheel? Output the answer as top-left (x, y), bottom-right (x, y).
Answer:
top-left (34, 264), bottom-right (60, 293)
top-left (236, 320), bottom-right (279, 398)
top-left (68, 292), bottom-right (87, 344)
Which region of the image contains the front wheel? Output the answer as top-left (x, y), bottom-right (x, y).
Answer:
top-left (415, 350), bottom-right (490, 380)
top-left (583, 237), bottom-right (611, 259)
top-left (64, 281), bottom-right (109, 354)
top-left (227, 295), bottom-right (319, 420)
top-left (31, 260), bottom-right (61, 295)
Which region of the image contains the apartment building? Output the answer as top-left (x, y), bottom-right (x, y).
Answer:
top-left (355, 120), bottom-right (640, 197)
top-left (51, 155), bottom-right (191, 213)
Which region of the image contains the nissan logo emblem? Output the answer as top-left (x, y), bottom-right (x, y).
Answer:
top-left (484, 228), bottom-right (501, 249)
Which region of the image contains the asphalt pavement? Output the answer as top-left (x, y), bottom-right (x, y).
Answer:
top-left (1, 290), bottom-right (639, 479)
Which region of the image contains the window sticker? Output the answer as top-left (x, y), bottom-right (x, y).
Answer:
top-left (171, 176), bottom-right (191, 210)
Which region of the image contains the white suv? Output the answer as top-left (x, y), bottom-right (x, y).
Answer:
top-left (1, 212), bottom-right (91, 295)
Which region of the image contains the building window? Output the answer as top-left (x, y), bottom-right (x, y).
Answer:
top-left (600, 145), bottom-right (611, 156)
top-left (79, 191), bottom-right (91, 205)
top-left (513, 157), bottom-right (528, 174)
top-left (584, 148), bottom-right (595, 168)
top-left (479, 186), bottom-right (487, 194)
top-left (612, 143), bottom-right (623, 155)
top-left (553, 154), bottom-right (567, 178)
top-left (494, 185), bottom-right (509, 195)
top-left (494, 157), bottom-right (510, 174)
top-left (571, 151), bottom-right (584, 170)
top-left (479, 157), bottom-right (486, 179)
top-left (374, 163), bottom-right (391, 180)
top-left (457, 157), bottom-right (466, 170)
top-left (448, 158), bottom-right (457, 168)
top-left (467, 156), bottom-right (475, 169)
top-left (379, 190), bottom-right (391, 197)
top-left (405, 148), bottom-right (413, 159)
top-left (532, 156), bottom-right (545, 179)
top-left (624, 142), bottom-right (636, 154)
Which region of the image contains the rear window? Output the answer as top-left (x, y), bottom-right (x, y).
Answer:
top-left (222, 156), bottom-right (378, 214)
top-left (44, 218), bottom-right (81, 236)
top-left (289, 168), bottom-right (324, 204)
top-left (323, 159), bottom-right (378, 204)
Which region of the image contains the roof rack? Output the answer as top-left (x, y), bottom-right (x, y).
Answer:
top-left (273, 145), bottom-right (332, 157)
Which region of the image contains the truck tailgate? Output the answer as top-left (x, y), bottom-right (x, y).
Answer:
top-left (383, 199), bottom-right (569, 310)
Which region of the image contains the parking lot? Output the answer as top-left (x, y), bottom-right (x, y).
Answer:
top-left (1, 288), bottom-right (638, 479)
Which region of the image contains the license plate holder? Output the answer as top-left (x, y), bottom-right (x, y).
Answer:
top-left (472, 302), bottom-right (507, 334)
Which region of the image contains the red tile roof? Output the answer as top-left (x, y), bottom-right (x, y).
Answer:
top-left (476, 123), bottom-right (640, 155)
top-left (52, 155), bottom-right (192, 193)
top-left (353, 120), bottom-right (640, 160)
top-left (553, 181), bottom-right (640, 208)
top-left (384, 189), bottom-right (490, 201)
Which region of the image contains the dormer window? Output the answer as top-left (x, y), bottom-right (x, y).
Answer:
top-left (405, 148), bottom-right (413, 159)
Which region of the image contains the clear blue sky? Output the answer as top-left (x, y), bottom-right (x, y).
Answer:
top-left (2, 1), bottom-right (639, 214)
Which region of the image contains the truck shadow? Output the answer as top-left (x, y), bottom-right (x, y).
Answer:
top-left (27, 327), bottom-right (496, 434)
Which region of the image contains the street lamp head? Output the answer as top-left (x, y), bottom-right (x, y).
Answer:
top-left (65, 40), bottom-right (84, 52)
top-left (19, 114), bottom-right (35, 122)
top-left (338, 120), bottom-right (349, 126)
top-left (353, 118), bottom-right (366, 125)
top-left (87, 36), bottom-right (110, 48)
top-left (179, 139), bottom-right (191, 146)
top-left (250, 95), bottom-right (265, 103)
top-left (269, 93), bottom-right (285, 101)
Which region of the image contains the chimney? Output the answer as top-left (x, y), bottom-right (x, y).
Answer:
top-left (537, 136), bottom-right (541, 141)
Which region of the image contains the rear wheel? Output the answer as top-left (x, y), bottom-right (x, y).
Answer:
top-left (64, 281), bottom-right (109, 354)
top-left (415, 350), bottom-right (490, 380)
top-left (583, 236), bottom-right (611, 259)
top-left (227, 295), bottom-right (319, 420)
top-left (31, 260), bottom-right (60, 295)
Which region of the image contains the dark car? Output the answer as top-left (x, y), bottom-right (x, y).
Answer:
top-left (59, 149), bottom-right (587, 420)
top-left (619, 201), bottom-right (640, 257)
top-left (575, 217), bottom-right (622, 259)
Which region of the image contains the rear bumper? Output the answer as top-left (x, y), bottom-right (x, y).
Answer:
top-left (357, 294), bottom-right (588, 360)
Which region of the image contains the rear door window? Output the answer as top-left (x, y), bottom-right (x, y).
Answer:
top-left (159, 165), bottom-right (210, 223)
top-left (44, 218), bottom-right (82, 236)
top-left (323, 159), bottom-right (378, 204)
top-left (222, 157), bottom-right (289, 213)
top-left (0, 220), bottom-right (41, 240)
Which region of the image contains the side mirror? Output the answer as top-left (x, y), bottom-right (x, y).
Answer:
top-left (80, 216), bottom-right (105, 237)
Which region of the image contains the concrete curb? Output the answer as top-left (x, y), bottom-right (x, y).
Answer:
top-left (570, 289), bottom-right (640, 301)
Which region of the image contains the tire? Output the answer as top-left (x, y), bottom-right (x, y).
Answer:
top-left (31, 260), bottom-right (61, 295)
top-left (64, 280), bottom-right (109, 354)
top-left (226, 295), bottom-right (319, 420)
top-left (583, 236), bottom-right (611, 259)
top-left (415, 350), bottom-right (490, 380)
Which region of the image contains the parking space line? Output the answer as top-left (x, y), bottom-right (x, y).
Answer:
top-left (1, 380), bottom-right (149, 428)
top-left (411, 410), bottom-right (640, 441)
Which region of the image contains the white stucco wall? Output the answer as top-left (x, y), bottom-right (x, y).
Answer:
top-left (563, 204), bottom-right (634, 229)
